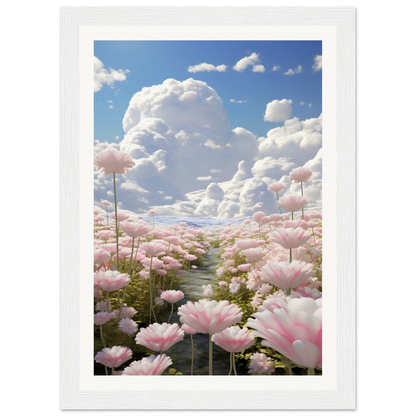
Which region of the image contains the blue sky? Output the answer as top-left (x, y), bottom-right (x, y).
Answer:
top-left (93, 41), bottom-right (323, 218)
top-left (94, 40), bottom-right (322, 144)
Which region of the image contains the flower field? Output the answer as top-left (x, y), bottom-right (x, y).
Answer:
top-left (93, 148), bottom-right (322, 376)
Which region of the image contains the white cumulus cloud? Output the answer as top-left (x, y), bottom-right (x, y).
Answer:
top-left (233, 53), bottom-right (260, 72)
top-left (94, 56), bottom-right (128, 93)
top-left (264, 99), bottom-right (293, 122)
top-left (284, 69), bottom-right (295, 76)
top-left (312, 55), bottom-right (322, 72)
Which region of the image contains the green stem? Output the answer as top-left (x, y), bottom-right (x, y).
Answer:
top-left (104, 366), bottom-right (108, 376)
top-left (167, 303), bottom-right (174, 323)
top-left (118, 237), bottom-right (135, 320)
top-left (149, 256), bottom-right (154, 325)
top-left (228, 353), bottom-right (232, 376)
top-left (209, 334), bottom-right (213, 376)
top-left (308, 367), bottom-right (315, 376)
top-left (106, 291), bottom-right (110, 313)
top-left (169, 270), bottom-right (177, 290)
top-left (290, 248), bottom-right (292, 263)
top-left (287, 366), bottom-right (292, 376)
top-left (190, 334), bottom-right (194, 376)
top-left (232, 352), bottom-right (237, 376)
top-left (113, 172), bottom-right (119, 270)
top-left (100, 325), bottom-right (106, 348)
top-left (291, 211), bottom-right (294, 221)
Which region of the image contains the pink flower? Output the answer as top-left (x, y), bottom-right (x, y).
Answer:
top-left (94, 248), bottom-right (111, 265)
top-left (140, 242), bottom-right (166, 257)
top-left (94, 346), bottom-right (132, 368)
top-left (94, 148), bottom-right (135, 175)
top-left (202, 285), bottom-right (213, 297)
top-left (235, 239), bottom-right (262, 250)
top-left (96, 270), bottom-right (131, 292)
top-left (119, 221), bottom-right (152, 238)
top-left (229, 282), bottom-right (240, 294)
top-left (218, 281), bottom-right (228, 289)
top-left (253, 211), bottom-right (266, 223)
top-left (238, 264), bottom-right (252, 272)
top-left (283, 220), bottom-right (308, 229)
top-left (135, 323), bottom-right (184, 352)
top-left (111, 211), bottom-right (130, 221)
top-left (97, 230), bottom-right (116, 239)
top-left (101, 199), bottom-right (111, 207)
top-left (248, 353), bottom-right (275, 375)
top-left (94, 312), bottom-right (115, 325)
top-left (247, 303), bottom-right (322, 368)
top-left (123, 354), bottom-right (172, 375)
top-left (278, 194), bottom-right (309, 213)
top-left (268, 182), bottom-right (286, 192)
top-left (242, 247), bottom-right (267, 263)
top-left (160, 290), bottom-right (185, 304)
top-left (182, 324), bottom-right (198, 335)
top-left (212, 326), bottom-right (255, 353)
top-left (178, 300), bottom-right (243, 334)
top-left (269, 228), bottom-right (312, 249)
top-left (118, 318), bottom-right (138, 335)
top-left (184, 254), bottom-right (197, 261)
top-left (289, 166), bottom-right (313, 183)
top-left (259, 260), bottom-right (315, 289)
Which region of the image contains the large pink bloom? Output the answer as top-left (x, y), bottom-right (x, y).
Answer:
top-left (253, 211), bottom-right (266, 223)
top-left (140, 242), bottom-right (167, 257)
top-left (248, 352), bottom-right (275, 375)
top-left (94, 312), bottom-right (115, 325)
top-left (94, 148), bottom-right (135, 175)
top-left (268, 182), bottom-right (285, 192)
top-left (96, 270), bottom-right (131, 292)
top-left (278, 194), bottom-right (309, 213)
top-left (94, 346), bottom-right (132, 368)
top-left (247, 303), bottom-right (322, 368)
top-left (212, 326), bottom-right (255, 353)
top-left (242, 247), bottom-right (267, 263)
top-left (269, 228), bottom-right (312, 249)
top-left (119, 221), bottom-right (152, 238)
top-left (94, 248), bottom-right (111, 265)
top-left (259, 260), bottom-right (315, 289)
top-left (178, 300), bottom-right (243, 334)
top-left (135, 323), bottom-right (184, 352)
top-left (161, 290), bottom-right (185, 304)
top-left (123, 354), bottom-right (172, 375)
top-left (289, 166), bottom-right (313, 183)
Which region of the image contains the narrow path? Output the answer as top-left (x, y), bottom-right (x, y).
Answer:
top-left (165, 247), bottom-right (239, 375)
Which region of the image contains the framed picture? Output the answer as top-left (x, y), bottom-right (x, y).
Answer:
top-left (61, 7), bottom-right (356, 409)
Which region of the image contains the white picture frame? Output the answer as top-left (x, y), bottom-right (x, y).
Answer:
top-left (60, 6), bottom-right (356, 409)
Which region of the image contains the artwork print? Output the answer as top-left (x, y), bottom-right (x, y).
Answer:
top-left (93, 40), bottom-right (323, 377)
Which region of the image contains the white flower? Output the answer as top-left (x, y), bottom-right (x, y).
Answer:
top-left (229, 283), bottom-right (241, 294)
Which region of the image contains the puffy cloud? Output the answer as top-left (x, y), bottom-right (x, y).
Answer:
top-left (188, 63), bottom-right (227, 73)
top-left (284, 69), bottom-right (295, 76)
top-left (233, 53), bottom-right (260, 72)
top-left (264, 99), bottom-right (293, 122)
top-left (94, 57), bottom-right (128, 93)
top-left (312, 55), bottom-right (322, 72)
top-left (295, 65), bottom-right (303, 73)
top-left (94, 78), bottom-right (322, 217)
top-left (252, 65), bottom-right (265, 73)
top-left (272, 65), bottom-right (280, 71)
top-left (258, 115), bottom-right (322, 169)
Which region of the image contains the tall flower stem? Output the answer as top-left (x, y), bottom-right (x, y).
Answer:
top-left (190, 334), bottom-right (194, 376)
top-left (308, 367), bottom-right (315, 376)
top-left (291, 211), bottom-right (294, 221)
top-left (209, 334), bottom-right (213, 376)
top-left (118, 237), bottom-right (135, 320)
top-left (228, 353), bottom-right (233, 375)
top-left (149, 256), bottom-right (154, 325)
top-left (167, 303), bottom-right (174, 323)
top-left (106, 291), bottom-right (110, 313)
top-left (232, 352), bottom-right (237, 376)
top-left (290, 248), bottom-right (292, 263)
top-left (169, 271), bottom-right (177, 290)
top-left (113, 172), bottom-right (119, 270)
top-left (100, 325), bottom-right (106, 348)
top-left (105, 206), bottom-right (109, 226)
